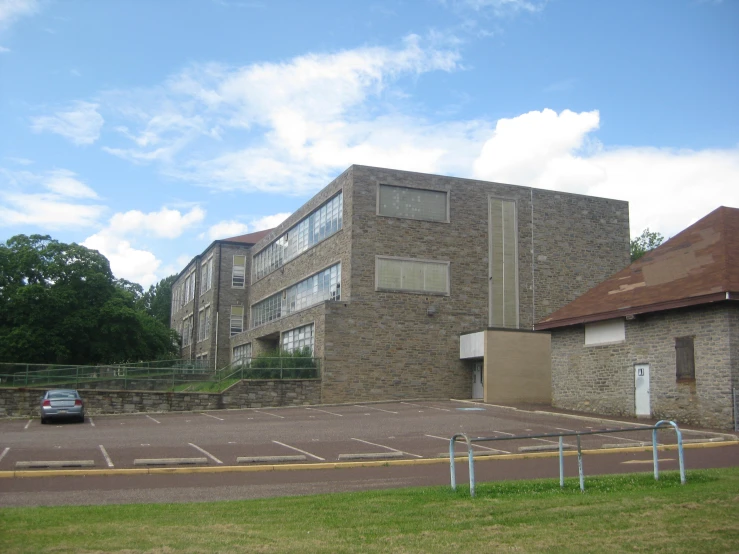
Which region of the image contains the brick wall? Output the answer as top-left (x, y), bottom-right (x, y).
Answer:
top-left (551, 303), bottom-right (736, 429)
top-left (0, 379), bottom-right (321, 417)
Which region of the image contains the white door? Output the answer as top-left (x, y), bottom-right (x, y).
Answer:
top-left (472, 362), bottom-right (484, 399)
top-left (634, 364), bottom-right (650, 417)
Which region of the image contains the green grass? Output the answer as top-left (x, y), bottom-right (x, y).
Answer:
top-left (2, 468), bottom-right (739, 553)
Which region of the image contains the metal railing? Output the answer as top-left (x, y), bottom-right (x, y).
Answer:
top-left (734, 388), bottom-right (738, 432)
top-left (450, 420), bottom-right (685, 497)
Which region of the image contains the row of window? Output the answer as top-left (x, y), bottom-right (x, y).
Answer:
top-left (232, 323), bottom-right (315, 364)
top-left (253, 193), bottom-right (343, 281)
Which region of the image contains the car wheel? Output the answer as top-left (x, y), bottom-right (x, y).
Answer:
top-left (40, 417), bottom-right (46, 425)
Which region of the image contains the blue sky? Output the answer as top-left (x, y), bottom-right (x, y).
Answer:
top-left (1, 0), bottom-right (737, 287)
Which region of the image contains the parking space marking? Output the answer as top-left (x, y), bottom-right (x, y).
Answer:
top-left (425, 434), bottom-right (510, 454)
top-left (189, 443), bottom-right (223, 464)
top-left (0, 447), bottom-right (9, 463)
top-left (255, 410), bottom-right (284, 419)
top-left (89, 417), bottom-right (95, 427)
top-left (305, 407), bottom-right (343, 417)
top-left (354, 405), bottom-right (398, 414)
top-left (401, 402), bottom-right (451, 412)
top-left (99, 445), bottom-right (114, 467)
top-left (351, 438), bottom-right (423, 458)
top-left (146, 415), bottom-right (161, 424)
top-left (201, 413), bottom-right (225, 421)
top-left (24, 420), bottom-right (31, 430)
top-left (273, 440), bottom-right (325, 461)
top-left (554, 426), bottom-right (649, 444)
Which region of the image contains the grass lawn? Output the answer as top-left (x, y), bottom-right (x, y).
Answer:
top-left (1, 468), bottom-right (739, 553)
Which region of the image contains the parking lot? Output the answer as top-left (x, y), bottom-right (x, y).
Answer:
top-left (0, 400), bottom-right (731, 472)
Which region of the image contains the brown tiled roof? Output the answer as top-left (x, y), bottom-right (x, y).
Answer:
top-left (222, 228), bottom-right (273, 245)
top-left (535, 206), bottom-right (739, 330)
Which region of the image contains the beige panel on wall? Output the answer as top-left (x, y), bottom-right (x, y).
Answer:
top-left (484, 330), bottom-right (551, 404)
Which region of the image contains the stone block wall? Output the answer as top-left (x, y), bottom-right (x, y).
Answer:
top-left (0, 379), bottom-right (321, 417)
top-left (551, 304), bottom-right (736, 429)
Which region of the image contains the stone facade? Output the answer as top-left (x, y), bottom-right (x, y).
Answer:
top-left (551, 303), bottom-right (738, 429)
top-left (229, 165), bottom-right (630, 404)
top-left (0, 379), bottom-right (320, 417)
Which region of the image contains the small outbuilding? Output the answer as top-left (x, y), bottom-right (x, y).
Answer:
top-left (536, 206), bottom-right (738, 430)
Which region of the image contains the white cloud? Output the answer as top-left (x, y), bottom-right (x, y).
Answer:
top-left (31, 101), bottom-right (104, 145)
top-left (202, 220), bottom-right (249, 241)
top-left (250, 212), bottom-right (291, 231)
top-left (83, 232), bottom-right (160, 288)
top-left (0, 0), bottom-right (39, 29)
top-left (456, 0), bottom-right (546, 15)
top-left (472, 108), bottom-right (739, 238)
top-left (0, 45), bottom-right (10, 53)
top-left (44, 169), bottom-right (98, 198)
top-left (107, 206), bottom-right (205, 239)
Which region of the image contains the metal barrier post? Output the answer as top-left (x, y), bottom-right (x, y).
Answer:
top-left (652, 427), bottom-right (660, 481)
top-left (577, 434), bottom-right (584, 492)
top-left (559, 436), bottom-right (564, 488)
top-left (450, 434), bottom-right (460, 491)
top-left (655, 420), bottom-right (686, 485)
top-left (468, 438), bottom-right (476, 498)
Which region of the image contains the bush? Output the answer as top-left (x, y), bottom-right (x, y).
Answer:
top-left (244, 347), bottom-right (318, 379)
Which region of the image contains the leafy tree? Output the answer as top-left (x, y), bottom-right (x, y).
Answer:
top-left (139, 274), bottom-right (177, 327)
top-left (630, 228), bottom-right (664, 262)
top-left (0, 234), bottom-right (179, 365)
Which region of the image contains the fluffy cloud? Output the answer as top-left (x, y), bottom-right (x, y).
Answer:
top-left (0, 0), bottom-right (39, 29)
top-left (31, 101), bottom-right (104, 145)
top-left (473, 109), bottom-right (739, 237)
top-left (202, 220), bottom-right (249, 241)
top-left (107, 206), bottom-right (205, 239)
top-left (250, 212), bottom-right (291, 231)
top-left (83, 232), bottom-right (160, 288)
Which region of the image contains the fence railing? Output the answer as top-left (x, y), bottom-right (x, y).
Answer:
top-left (450, 420), bottom-right (686, 497)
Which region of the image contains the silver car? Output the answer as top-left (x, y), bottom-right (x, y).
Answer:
top-left (40, 389), bottom-right (85, 424)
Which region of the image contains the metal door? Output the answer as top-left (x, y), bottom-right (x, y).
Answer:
top-left (634, 363), bottom-right (650, 417)
top-left (472, 362), bottom-right (484, 399)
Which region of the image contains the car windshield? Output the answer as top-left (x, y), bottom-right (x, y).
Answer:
top-left (48, 391), bottom-right (77, 399)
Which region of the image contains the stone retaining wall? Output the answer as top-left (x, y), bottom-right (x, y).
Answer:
top-left (0, 379), bottom-right (321, 417)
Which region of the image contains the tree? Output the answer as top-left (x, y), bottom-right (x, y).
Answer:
top-left (630, 228), bottom-right (664, 262)
top-left (139, 274), bottom-right (177, 327)
top-left (0, 234), bottom-right (179, 365)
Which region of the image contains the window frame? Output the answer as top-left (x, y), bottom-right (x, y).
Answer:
top-left (376, 184), bottom-right (450, 223)
top-left (232, 255), bottom-right (246, 288)
top-left (281, 323), bottom-right (315, 354)
top-left (675, 336), bottom-right (696, 381)
top-left (230, 305), bottom-right (244, 336)
top-left (374, 255), bottom-right (451, 296)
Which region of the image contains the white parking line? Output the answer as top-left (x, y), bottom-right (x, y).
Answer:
top-left (0, 447), bottom-right (9, 463)
top-left (201, 413), bottom-right (225, 421)
top-left (305, 407), bottom-right (343, 417)
top-left (99, 445), bottom-right (114, 467)
top-left (255, 410), bottom-right (284, 419)
top-left (273, 440), bottom-right (325, 461)
top-left (425, 434), bottom-right (510, 454)
top-left (351, 438), bottom-right (423, 458)
top-left (89, 417), bottom-right (95, 427)
top-left (24, 419), bottom-right (31, 430)
top-left (354, 405), bottom-right (398, 414)
top-left (146, 415), bottom-right (161, 424)
top-left (189, 443), bottom-right (223, 464)
top-left (554, 426), bottom-right (645, 443)
top-left (401, 402), bottom-right (451, 412)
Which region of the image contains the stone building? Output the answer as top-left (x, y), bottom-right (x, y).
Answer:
top-left (170, 229), bottom-right (272, 369)
top-left (536, 206), bottom-right (739, 430)
top-left (222, 165), bottom-right (630, 404)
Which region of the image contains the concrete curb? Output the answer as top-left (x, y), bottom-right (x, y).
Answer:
top-left (0, 440), bottom-right (735, 479)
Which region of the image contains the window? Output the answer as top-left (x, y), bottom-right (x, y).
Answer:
top-left (233, 343), bottom-right (252, 367)
top-left (676, 336), bottom-right (695, 380)
top-left (377, 184), bottom-right (448, 222)
top-left (253, 192), bottom-right (343, 280)
top-left (198, 306), bottom-right (211, 342)
top-left (375, 257), bottom-right (449, 295)
top-left (230, 305), bottom-right (244, 336)
top-left (585, 319), bottom-right (625, 346)
top-left (182, 315), bottom-right (193, 347)
top-left (200, 257), bottom-right (213, 295)
top-left (232, 255), bottom-right (246, 287)
top-left (282, 324), bottom-right (314, 354)
top-left (489, 198), bottom-right (518, 328)
top-left (251, 264), bottom-right (341, 328)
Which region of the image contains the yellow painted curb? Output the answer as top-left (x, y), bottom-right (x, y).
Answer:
top-left (0, 440), bottom-right (735, 479)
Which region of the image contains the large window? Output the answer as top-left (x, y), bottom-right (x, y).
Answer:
top-left (676, 336), bottom-right (695, 380)
top-left (201, 257), bottom-right (213, 294)
top-left (489, 198), bottom-right (518, 329)
top-left (230, 305), bottom-right (244, 336)
top-left (282, 324), bottom-right (314, 354)
top-left (232, 255), bottom-right (246, 288)
top-left (197, 306), bottom-right (211, 342)
top-left (233, 343), bottom-right (252, 367)
top-left (251, 263), bottom-right (341, 328)
top-left (253, 193), bottom-right (343, 280)
top-left (375, 257), bottom-right (449, 295)
top-left (377, 184), bottom-right (448, 222)
top-left (182, 315), bottom-right (193, 347)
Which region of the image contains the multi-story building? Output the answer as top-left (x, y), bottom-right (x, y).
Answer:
top-left (219, 165), bottom-right (630, 404)
top-left (170, 229), bottom-right (272, 369)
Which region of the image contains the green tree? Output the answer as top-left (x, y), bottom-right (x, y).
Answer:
top-left (139, 274), bottom-right (177, 327)
top-left (630, 228), bottom-right (665, 262)
top-left (0, 234), bottom-right (179, 365)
